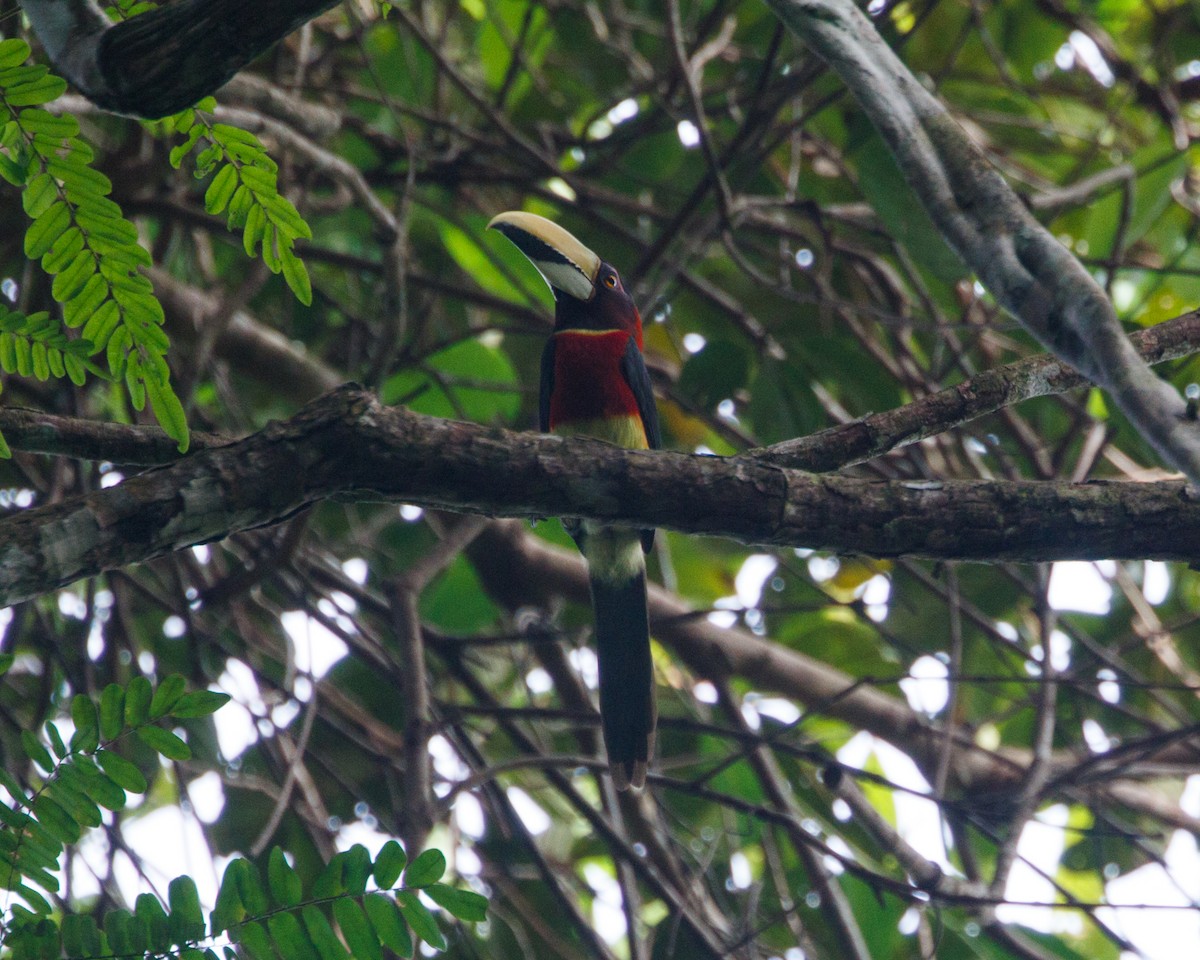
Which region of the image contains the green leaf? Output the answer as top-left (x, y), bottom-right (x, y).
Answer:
top-left (124, 676), bottom-right (152, 725)
top-left (68, 276), bottom-right (113, 330)
top-left (363, 894), bottom-right (413, 959)
top-left (5, 74), bottom-right (67, 106)
top-left (234, 859), bottom-right (270, 915)
top-left (169, 875), bottom-right (206, 944)
top-left (31, 794), bottom-right (80, 844)
top-left (45, 778), bottom-right (101, 828)
top-left (104, 909), bottom-right (135, 955)
top-left (403, 848), bottom-right (446, 887)
top-left (205, 163), bottom-right (238, 214)
top-left (69, 693), bottom-right (100, 752)
top-left (144, 371), bottom-right (190, 453)
top-left (424, 883), bottom-right (488, 922)
top-left (22, 173), bottom-right (56, 218)
top-left (0, 38), bottom-right (30, 68)
top-left (332, 898), bottom-right (380, 960)
top-left (268, 912), bottom-right (318, 960)
top-left (18, 883), bottom-right (53, 917)
top-left (96, 749), bottom-right (148, 793)
top-left (280, 250), bottom-right (312, 306)
top-left (0, 154), bottom-right (24, 186)
top-left (137, 725), bottom-right (191, 761)
top-left (341, 844), bottom-right (373, 895)
top-left (231, 921), bottom-right (274, 960)
top-left (268, 847), bottom-right (303, 907)
top-left (395, 891), bottom-right (445, 951)
top-left (99, 683), bottom-right (125, 740)
top-left (171, 690), bottom-right (230, 718)
top-left (17, 108), bottom-right (77, 139)
top-left (20, 730), bottom-right (53, 774)
top-left (24, 200), bottom-right (70, 259)
top-left (136, 893), bottom-right (171, 953)
top-left (51, 249), bottom-right (96, 303)
top-left (210, 861), bottom-right (245, 935)
top-left (373, 840), bottom-right (407, 889)
top-left (301, 906), bottom-right (349, 960)
top-left (149, 673), bottom-right (187, 717)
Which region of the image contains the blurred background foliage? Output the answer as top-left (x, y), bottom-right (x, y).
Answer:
top-left (3, 0), bottom-right (1200, 957)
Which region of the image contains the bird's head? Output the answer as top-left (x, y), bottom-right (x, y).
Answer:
top-left (488, 211), bottom-right (642, 347)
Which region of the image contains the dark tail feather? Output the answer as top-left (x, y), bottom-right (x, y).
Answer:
top-left (590, 567), bottom-right (656, 790)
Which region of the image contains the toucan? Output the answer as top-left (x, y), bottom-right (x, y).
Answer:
top-left (488, 211), bottom-right (661, 791)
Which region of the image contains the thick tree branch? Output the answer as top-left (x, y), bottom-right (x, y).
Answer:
top-left (3, 385), bottom-right (1200, 607)
top-left (765, 0), bottom-right (1200, 487)
top-left (20, 0), bottom-right (338, 118)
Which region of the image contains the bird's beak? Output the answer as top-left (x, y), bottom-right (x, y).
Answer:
top-left (488, 211), bottom-right (601, 302)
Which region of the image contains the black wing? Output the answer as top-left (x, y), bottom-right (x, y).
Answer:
top-left (619, 337), bottom-right (661, 553)
top-left (620, 337), bottom-right (661, 451)
top-left (539, 336), bottom-right (556, 433)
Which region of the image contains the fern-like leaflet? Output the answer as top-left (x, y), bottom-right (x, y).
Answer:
top-left (0, 38), bottom-right (189, 453)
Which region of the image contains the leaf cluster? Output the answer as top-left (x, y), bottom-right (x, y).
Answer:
top-left (0, 38), bottom-right (187, 452)
top-left (161, 104), bottom-right (313, 307)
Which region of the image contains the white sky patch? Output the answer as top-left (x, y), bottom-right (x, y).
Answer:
top-left (735, 555), bottom-right (778, 608)
top-left (506, 787), bottom-right (551, 836)
top-left (607, 97), bottom-right (639, 125)
top-left (281, 610), bottom-right (349, 679)
top-left (729, 851), bottom-right (752, 889)
top-left (837, 733), bottom-right (951, 872)
top-left (342, 557), bottom-right (368, 585)
top-left (1143, 561), bottom-right (1170, 605)
top-left (399, 504), bottom-right (424, 522)
top-left (1, 277), bottom-right (16, 301)
top-left (454, 793), bottom-right (486, 839)
top-left (1047, 561), bottom-right (1114, 614)
top-left (68, 827), bottom-right (110, 902)
top-left (683, 332), bottom-right (706, 353)
top-left (677, 119), bottom-right (700, 148)
top-left (899, 655), bottom-right (949, 716)
top-left (122, 806), bottom-right (221, 907)
top-left (693, 680), bottom-right (718, 704)
top-left (997, 805), bottom-right (1081, 934)
top-left (1100, 829), bottom-right (1200, 957)
top-left (568, 646), bottom-right (599, 689)
top-left (1068, 30), bottom-right (1115, 87)
top-left (456, 844), bottom-right (482, 877)
top-left (1031, 630), bottom-right (1072, 673)
top-left (187, 770), bottom-right (227, 823)
top-left (1082, 718), bottom-right (1111, 754)
top-left (807, 555), bottom-right (839, 583)
top-left (336, 819), bottom-right (393, 859)
top-left (429, 733), bottom-right (469, 786)
top-left (1111, 278), bottom-right (1138, 313)
top-left (583, 863), bottom-right (627, 942)
top-left (546, 177), bottom-right (576, 202)
top-left (525, 667), bottom-right (553, 695)
top-left (862, 573), bottom-right (891, 621)
top-left (214, 659), bottom-right (262, 759)
top-left (756, 697), bottom-right (801, 724)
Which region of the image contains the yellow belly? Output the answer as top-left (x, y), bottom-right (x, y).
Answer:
top-left (554, 415), bottom-right (648, 450)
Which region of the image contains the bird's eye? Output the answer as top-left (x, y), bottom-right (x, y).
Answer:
top-left (604, 274), bottom-right (618, 289)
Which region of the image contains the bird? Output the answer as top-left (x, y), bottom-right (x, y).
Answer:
top-left (488, 210), bottom-right (661, 791)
